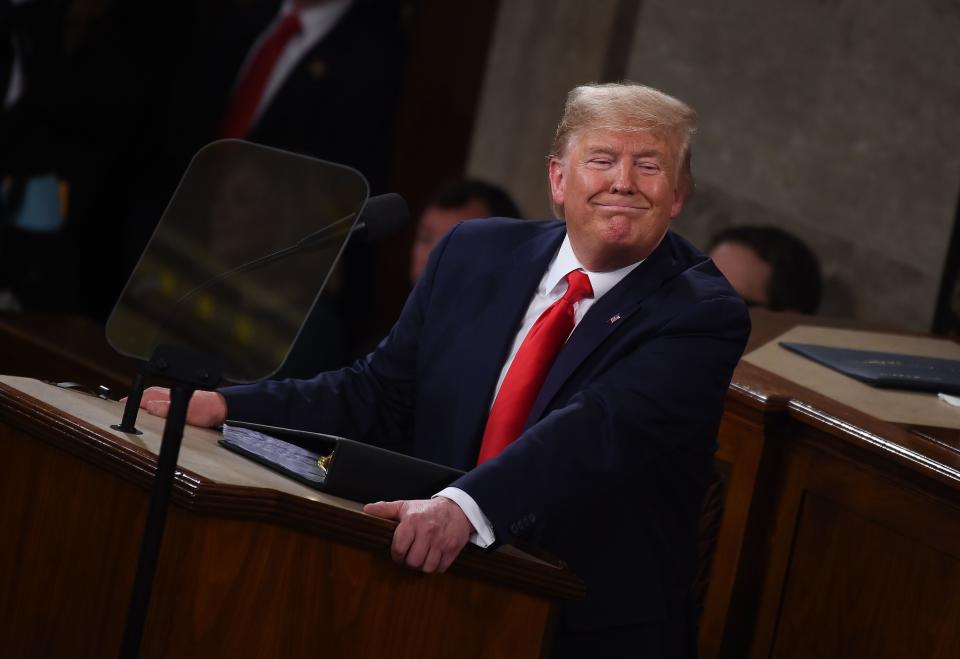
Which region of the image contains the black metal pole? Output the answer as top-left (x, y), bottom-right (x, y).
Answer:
top-left (113, 367), bottom-right (147, 435)
top-left (118, 384), bottom-right (194, 659)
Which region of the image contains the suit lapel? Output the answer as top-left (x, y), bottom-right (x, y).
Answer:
top-left (526, 234), bottom-right (681, 425)
top-left (449, 224), bottom-right (566, 467)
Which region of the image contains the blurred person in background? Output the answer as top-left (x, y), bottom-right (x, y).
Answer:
top-left (708, 225), bottom-right (822, 314)
top-left (409, 178), bottom-right (522, 284)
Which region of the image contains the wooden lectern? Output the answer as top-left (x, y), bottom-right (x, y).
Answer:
top-left (0, 376), bottom-right (582, 658)
top-left (699, 311), bottom-right (960, 659)
top-left (6, 309), bottom-right (959, 658)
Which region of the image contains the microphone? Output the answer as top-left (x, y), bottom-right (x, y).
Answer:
top-left (353, 192), bottom-right (409, 241)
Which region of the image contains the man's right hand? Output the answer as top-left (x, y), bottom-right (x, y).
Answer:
top-left (128, 387), bottom-right (228, 428)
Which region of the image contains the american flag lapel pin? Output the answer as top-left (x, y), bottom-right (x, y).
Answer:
top-left (607, 313), bottom-right (621, 325)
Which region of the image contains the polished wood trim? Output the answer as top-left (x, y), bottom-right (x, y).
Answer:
top-left (0, 380), bottom-right (583, 601)
top-left (746, 430), bottom-right (960, 659)
top-left (698, 398), bottom-right (778, 658)
top-left (700, 310), bottom-right (960, 659)
top-left (0, 419), bottom-right (559, 658)
top-left (727, 361), bottom-right (960, 489)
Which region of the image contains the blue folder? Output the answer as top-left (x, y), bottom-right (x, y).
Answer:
top-left (219, 420), bottom-right (463, 503)
top-left (779, 342), bottom-right (960, 395)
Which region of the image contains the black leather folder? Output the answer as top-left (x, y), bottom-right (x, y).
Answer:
top-left (219, 420), bottom-right (464, 503)
top-left (779, 342), bottom-right (960, 395)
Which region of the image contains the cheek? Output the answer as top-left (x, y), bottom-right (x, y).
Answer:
top-left (647, 179), bottom-right (679, 207)
top-left (413, 243), bottom-right (430, 263)
top-left (410, 247), bottom-right (429, 280)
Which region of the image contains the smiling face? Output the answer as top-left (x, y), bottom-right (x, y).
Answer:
top-left (549, 128), bottom-right (685, 271)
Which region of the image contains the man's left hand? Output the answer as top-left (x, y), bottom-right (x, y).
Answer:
top-left (363, 497), bottom-right (471, 574)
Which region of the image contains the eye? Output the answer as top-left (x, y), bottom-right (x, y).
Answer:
top-left (637, 161), bottom-right (662, 174)
top-left (586, 157), bottom-right (613, 168)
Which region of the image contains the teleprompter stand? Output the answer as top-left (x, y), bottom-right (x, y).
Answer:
top-left (102, 141), bottom-right (372, 658)
top-left (112, 345), bottom-right (225, 659)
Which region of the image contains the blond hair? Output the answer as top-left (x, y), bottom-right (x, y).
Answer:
top-left (549, 82), bottom-right (697, 169)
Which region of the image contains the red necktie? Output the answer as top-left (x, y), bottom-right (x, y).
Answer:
top-left (220, 10), bottom-right (303, 139)
top-left (477, 270), bottom-right (594, 464)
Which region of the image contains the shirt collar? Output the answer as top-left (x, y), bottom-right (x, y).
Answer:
top-left (542, 233), bottom-right (645, 300)
top-left (282, 0), bottom-right (353, 35)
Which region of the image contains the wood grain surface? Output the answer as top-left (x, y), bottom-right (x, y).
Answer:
top-left (0, 378), bottom-right (582, 658)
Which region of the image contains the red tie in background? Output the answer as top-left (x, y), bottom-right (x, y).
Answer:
top-left (220, 10), bottom-right (303, 139)
top-left (477, 270), bottom-right (594, 464)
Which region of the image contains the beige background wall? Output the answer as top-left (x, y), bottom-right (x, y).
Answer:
top-left (467, 0), bottom-right (960, 331)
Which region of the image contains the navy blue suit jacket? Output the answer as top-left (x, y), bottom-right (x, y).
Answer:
top-left (221, 218), bottom-right (750, 635)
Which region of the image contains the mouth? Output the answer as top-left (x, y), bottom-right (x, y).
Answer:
top-left (592, 201), bottom-right (650, 212)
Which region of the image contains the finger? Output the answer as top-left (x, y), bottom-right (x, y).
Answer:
top-left (438, 545), bottom-right (462, 573)
top-left (421, 546), bottom-right (443, 574)
top-left (144, 400), bottom-right (170, 418)
top-left (403, 530), bottom-right (433, 569)
top-left (363, 500), bottom-right (404, 520)
top-left (390, 522), bottom-right (416, 564)
top-left (139, 387), bottom-right (170, 409)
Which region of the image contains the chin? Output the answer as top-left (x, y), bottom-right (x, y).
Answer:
top-left (598, 217), bottom-right (638, 243)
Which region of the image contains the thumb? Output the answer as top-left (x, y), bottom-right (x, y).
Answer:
top-left (363, 500), bottom-right (404, 520)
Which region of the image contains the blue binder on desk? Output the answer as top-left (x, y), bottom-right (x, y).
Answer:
top-left (779, 342), bottom-right (960, 395)
top-left (219, 420), bottom-right (464, 503)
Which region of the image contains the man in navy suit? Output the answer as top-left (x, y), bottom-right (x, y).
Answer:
top-left (141, 82), bottom-right (750, 658)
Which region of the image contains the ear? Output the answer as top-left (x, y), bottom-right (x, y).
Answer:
top-left (668, 183), bottom-right (685, 220)
top-left (548, 158), bottom-right (565, 210)
top-left (669, 198), bottom-right (685, 220)
top-left (670, 148), bottom-right (692, 220)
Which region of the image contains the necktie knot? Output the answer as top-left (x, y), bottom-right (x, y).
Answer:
top-left (562, 270), bottom-right (593, 305)
top-left (276, 9), bottom-right (303, 38)
top-left (219, 9), bottom-right (304, 139)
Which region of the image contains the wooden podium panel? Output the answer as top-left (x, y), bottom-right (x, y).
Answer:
top-left (0, 377), bottom-right (582, 658)
top-left (699, 311), bottom-right (960, 659)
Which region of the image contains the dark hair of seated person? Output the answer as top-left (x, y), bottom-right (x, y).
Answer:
top-left (709, 225), bottom-right (822, 314)
top-left (429, 179), bottom-right (523, 218)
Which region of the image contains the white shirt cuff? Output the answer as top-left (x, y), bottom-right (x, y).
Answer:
top-left (434, 487), bottom-right (496, 548)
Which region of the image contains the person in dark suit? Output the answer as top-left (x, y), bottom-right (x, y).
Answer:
top-left (176, 0), bottom-right (407, 192)
top-left (127, 0), bottom-right (411, 373)
top-left (140, 82), bottom-right (750, 658)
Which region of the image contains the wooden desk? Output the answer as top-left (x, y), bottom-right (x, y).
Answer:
top-left (6, 309), bottom-right (959, 657)
top-left (700, 310), bottom-right (960, 659)
top-left (0, 376), bottom-right (582, 658)
top-left (0, 312), bottom-right (138, 395)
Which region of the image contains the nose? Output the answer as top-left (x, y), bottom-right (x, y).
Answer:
top-left (610, 160), bottom-right (636, 194)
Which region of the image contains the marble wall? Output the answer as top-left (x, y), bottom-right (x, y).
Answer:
top-left (468, 0), bottom-right (960, 330)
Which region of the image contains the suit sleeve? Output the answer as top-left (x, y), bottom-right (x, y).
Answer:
top-left (218, 224), bottom-right (460, 451)
top-left (451, 294), bottom-right (750, 542)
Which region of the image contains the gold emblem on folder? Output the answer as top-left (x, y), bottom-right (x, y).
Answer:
top-left (317, 452), bottom-right (333, 477)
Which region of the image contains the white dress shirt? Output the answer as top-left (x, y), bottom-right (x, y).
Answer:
top-left (437, 233), bottom-right (644, 547)
top-left (234, 0), bottom-right (354, 129)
